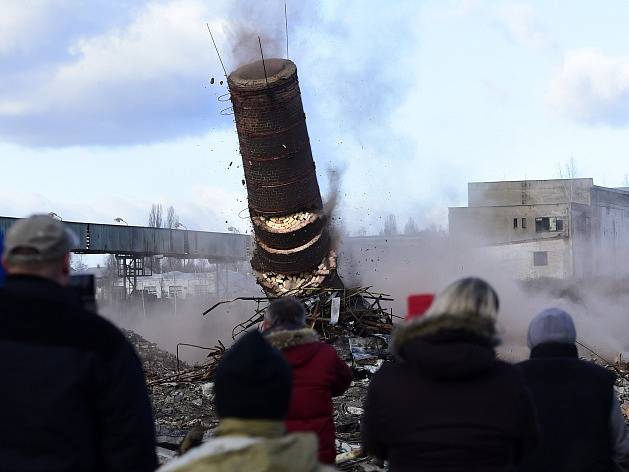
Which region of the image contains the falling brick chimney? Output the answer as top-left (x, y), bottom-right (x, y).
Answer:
top-left (228, 59), bottom-right (338, 295)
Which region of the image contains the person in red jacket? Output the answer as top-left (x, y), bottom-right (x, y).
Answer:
top-left (264, 297), bottom-right (353, 464)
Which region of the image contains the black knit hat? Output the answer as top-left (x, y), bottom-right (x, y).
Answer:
top-left (214, 330), bottom-right (292, 420)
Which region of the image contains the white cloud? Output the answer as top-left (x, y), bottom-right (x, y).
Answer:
top-left (51, 1), bottom-right (218, 103)
top-left (0, 100), bottom-right (31, 115)
top-left (0, 0), bottom-right (421, 154)
top-left (547, 48), bottom-right (629, 126)
top-left (0, 0), bottom-right (55, 56)
top-left (498, 3), bottom-right (555, 51)
top-left (0, 0), bottom-right (230, 145)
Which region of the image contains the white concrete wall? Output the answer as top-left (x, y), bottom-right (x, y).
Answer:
top-left (468, 179), bottom-right (593, 207)
top-left (591, 200), bottom-right (629, 276)
top-left (479, 238), bottom-right (572, 280)
top-left (449, 204), bottom-right (569, 245)
top-left (450, 180), bottom-right (629, 280)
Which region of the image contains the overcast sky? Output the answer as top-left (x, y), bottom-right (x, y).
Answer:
top-left (2, 0), bottom-right (629, 235)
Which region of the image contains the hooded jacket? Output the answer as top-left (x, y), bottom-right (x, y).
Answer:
top-left (362, 317), bottom-right (538, 472)
top-left (0, 275), bottom-right (157, 472)
top-left (158, 418), bottom-right (337, 472)
top-left (266, 328), bottom-right (352, 464)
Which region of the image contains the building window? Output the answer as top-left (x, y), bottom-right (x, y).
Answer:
top-left (535, 217), bottom-right (564, 233)
top-left (513, 218), bottom-right (518, 229)
top-left (533, 251), bottom-right (548, 266)
top-left (168, 285), bottom-right (183, 298)
top-left (535, 217), bottom-right (549, 232)
top-left (522, 218), bottom-right (527, 229)
top-left (193, 284), bottom-right (210, 295)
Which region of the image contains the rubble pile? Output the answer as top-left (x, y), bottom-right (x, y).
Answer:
top-left (580, 344), bottom-right (629, 421)
top-left (616, 376), bottom-right (629, 421)
top-left (227, 287), bottom-right (396, 341)
top-left (125, 330), bottom-right (188, 380)
top-left (334, 385), bottom-right (388, 471)
top-left (610, 354), bottom-right (629, 421)
top-left (129, 315), bottom-right (391, 469)
top-left (151, 381), bottom-right (217, 451)
top-left (124, 331), bottom-right (217, 442)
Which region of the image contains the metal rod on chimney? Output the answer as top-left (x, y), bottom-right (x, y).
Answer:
top-left (285, 3), bottom-right (289, 59)
top-left (258, 36), bottom-right (269, 88)
top-left (206, 23), bottom-right (227, 77)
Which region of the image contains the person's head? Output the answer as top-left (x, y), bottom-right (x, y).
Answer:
top-left (392, 277), bottom-right (500, 359)
top-left (527, 307), bottom-right (576, 349)
top-left (264, 296), bottom-right (307, 332)
top-left (214, 330), bottom-right (292, 421)
top-left (425, 277), bottom-right (500, 321)
top-left (1, 215), bottom-right (78, 286)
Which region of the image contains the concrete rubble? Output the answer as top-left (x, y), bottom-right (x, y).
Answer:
top-left (584, 349), bottom-right (629, 422)
top-left (124, 329), bottom-right (185, 380)
top-left (610, 358), bottom-right (629, 422)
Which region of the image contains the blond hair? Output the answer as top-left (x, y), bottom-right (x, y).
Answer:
top-left (425, 277), bottom-right (500, 320)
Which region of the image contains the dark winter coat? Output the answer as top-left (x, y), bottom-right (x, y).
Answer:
top-left (266, 328), bottom-right (352, 464)
top-left (0, 275), bottom-right (158, 472)
top-left (517, 342), bottom-right (616, 472)
top-left (362, 318), bottom-right (539, 472)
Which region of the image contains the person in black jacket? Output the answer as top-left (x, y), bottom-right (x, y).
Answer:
top-left (518, 307), bottom-right (629, 472)
top-left (0, 215), bottom-right (157, 471)
top-left (362, 277), bottom-right (538, 472)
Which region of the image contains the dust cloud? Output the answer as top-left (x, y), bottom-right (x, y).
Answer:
top-left (337, 232), bottom-right (629, 362)
top-left (98, 234), bottom-right (629, 365)
top-left (101, 287), bottom-right (263, 365)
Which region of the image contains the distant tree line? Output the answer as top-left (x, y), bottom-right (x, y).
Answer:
top-left (350, 214), bottom-right (443, 238)
top-left (147, 203), bottom-right (209, 274)
top-left (377, 214), bottom-right (421, 236)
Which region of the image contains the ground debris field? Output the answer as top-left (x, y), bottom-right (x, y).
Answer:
top-left (126, 329), bottom-right (629, 471)
top-left (126, 328), bottom-right (387, 470)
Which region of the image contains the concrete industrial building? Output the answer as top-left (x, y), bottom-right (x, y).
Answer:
top-left (449, 178), bottom-right (629, 279)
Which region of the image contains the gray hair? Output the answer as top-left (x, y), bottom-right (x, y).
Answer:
top-left (425, 277), bottom-right (500, 321)
top-left (264, 297), bottom-right (307, 331)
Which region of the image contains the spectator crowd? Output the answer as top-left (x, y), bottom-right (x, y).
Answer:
top-left (1, 214), bottom-right (628, 471)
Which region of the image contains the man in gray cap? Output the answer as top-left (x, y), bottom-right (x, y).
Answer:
top-left (518, 307), bottom-right (629, 472)
top-left (2, 214), bottom-right (77, 284)
top-left (0, 214), bottom-right (157, 471)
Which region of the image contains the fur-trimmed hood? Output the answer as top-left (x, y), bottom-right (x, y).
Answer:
top-left (265, 328), bottom-right (319, 350)
top-left (391, 314), bottom-right (498, 381)
top-left (265, 328), bottom-right (323, 370)
top-left (391, 313), bottom-right (498, 357)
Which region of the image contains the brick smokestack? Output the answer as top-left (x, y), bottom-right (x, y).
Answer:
top-left (228, 59), bottom-right (338, 295)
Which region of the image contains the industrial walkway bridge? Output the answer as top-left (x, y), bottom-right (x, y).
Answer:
top-left (0, 217), bottom-right (251, 293)
top-left (0, 217), bottom-right (250, 260)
